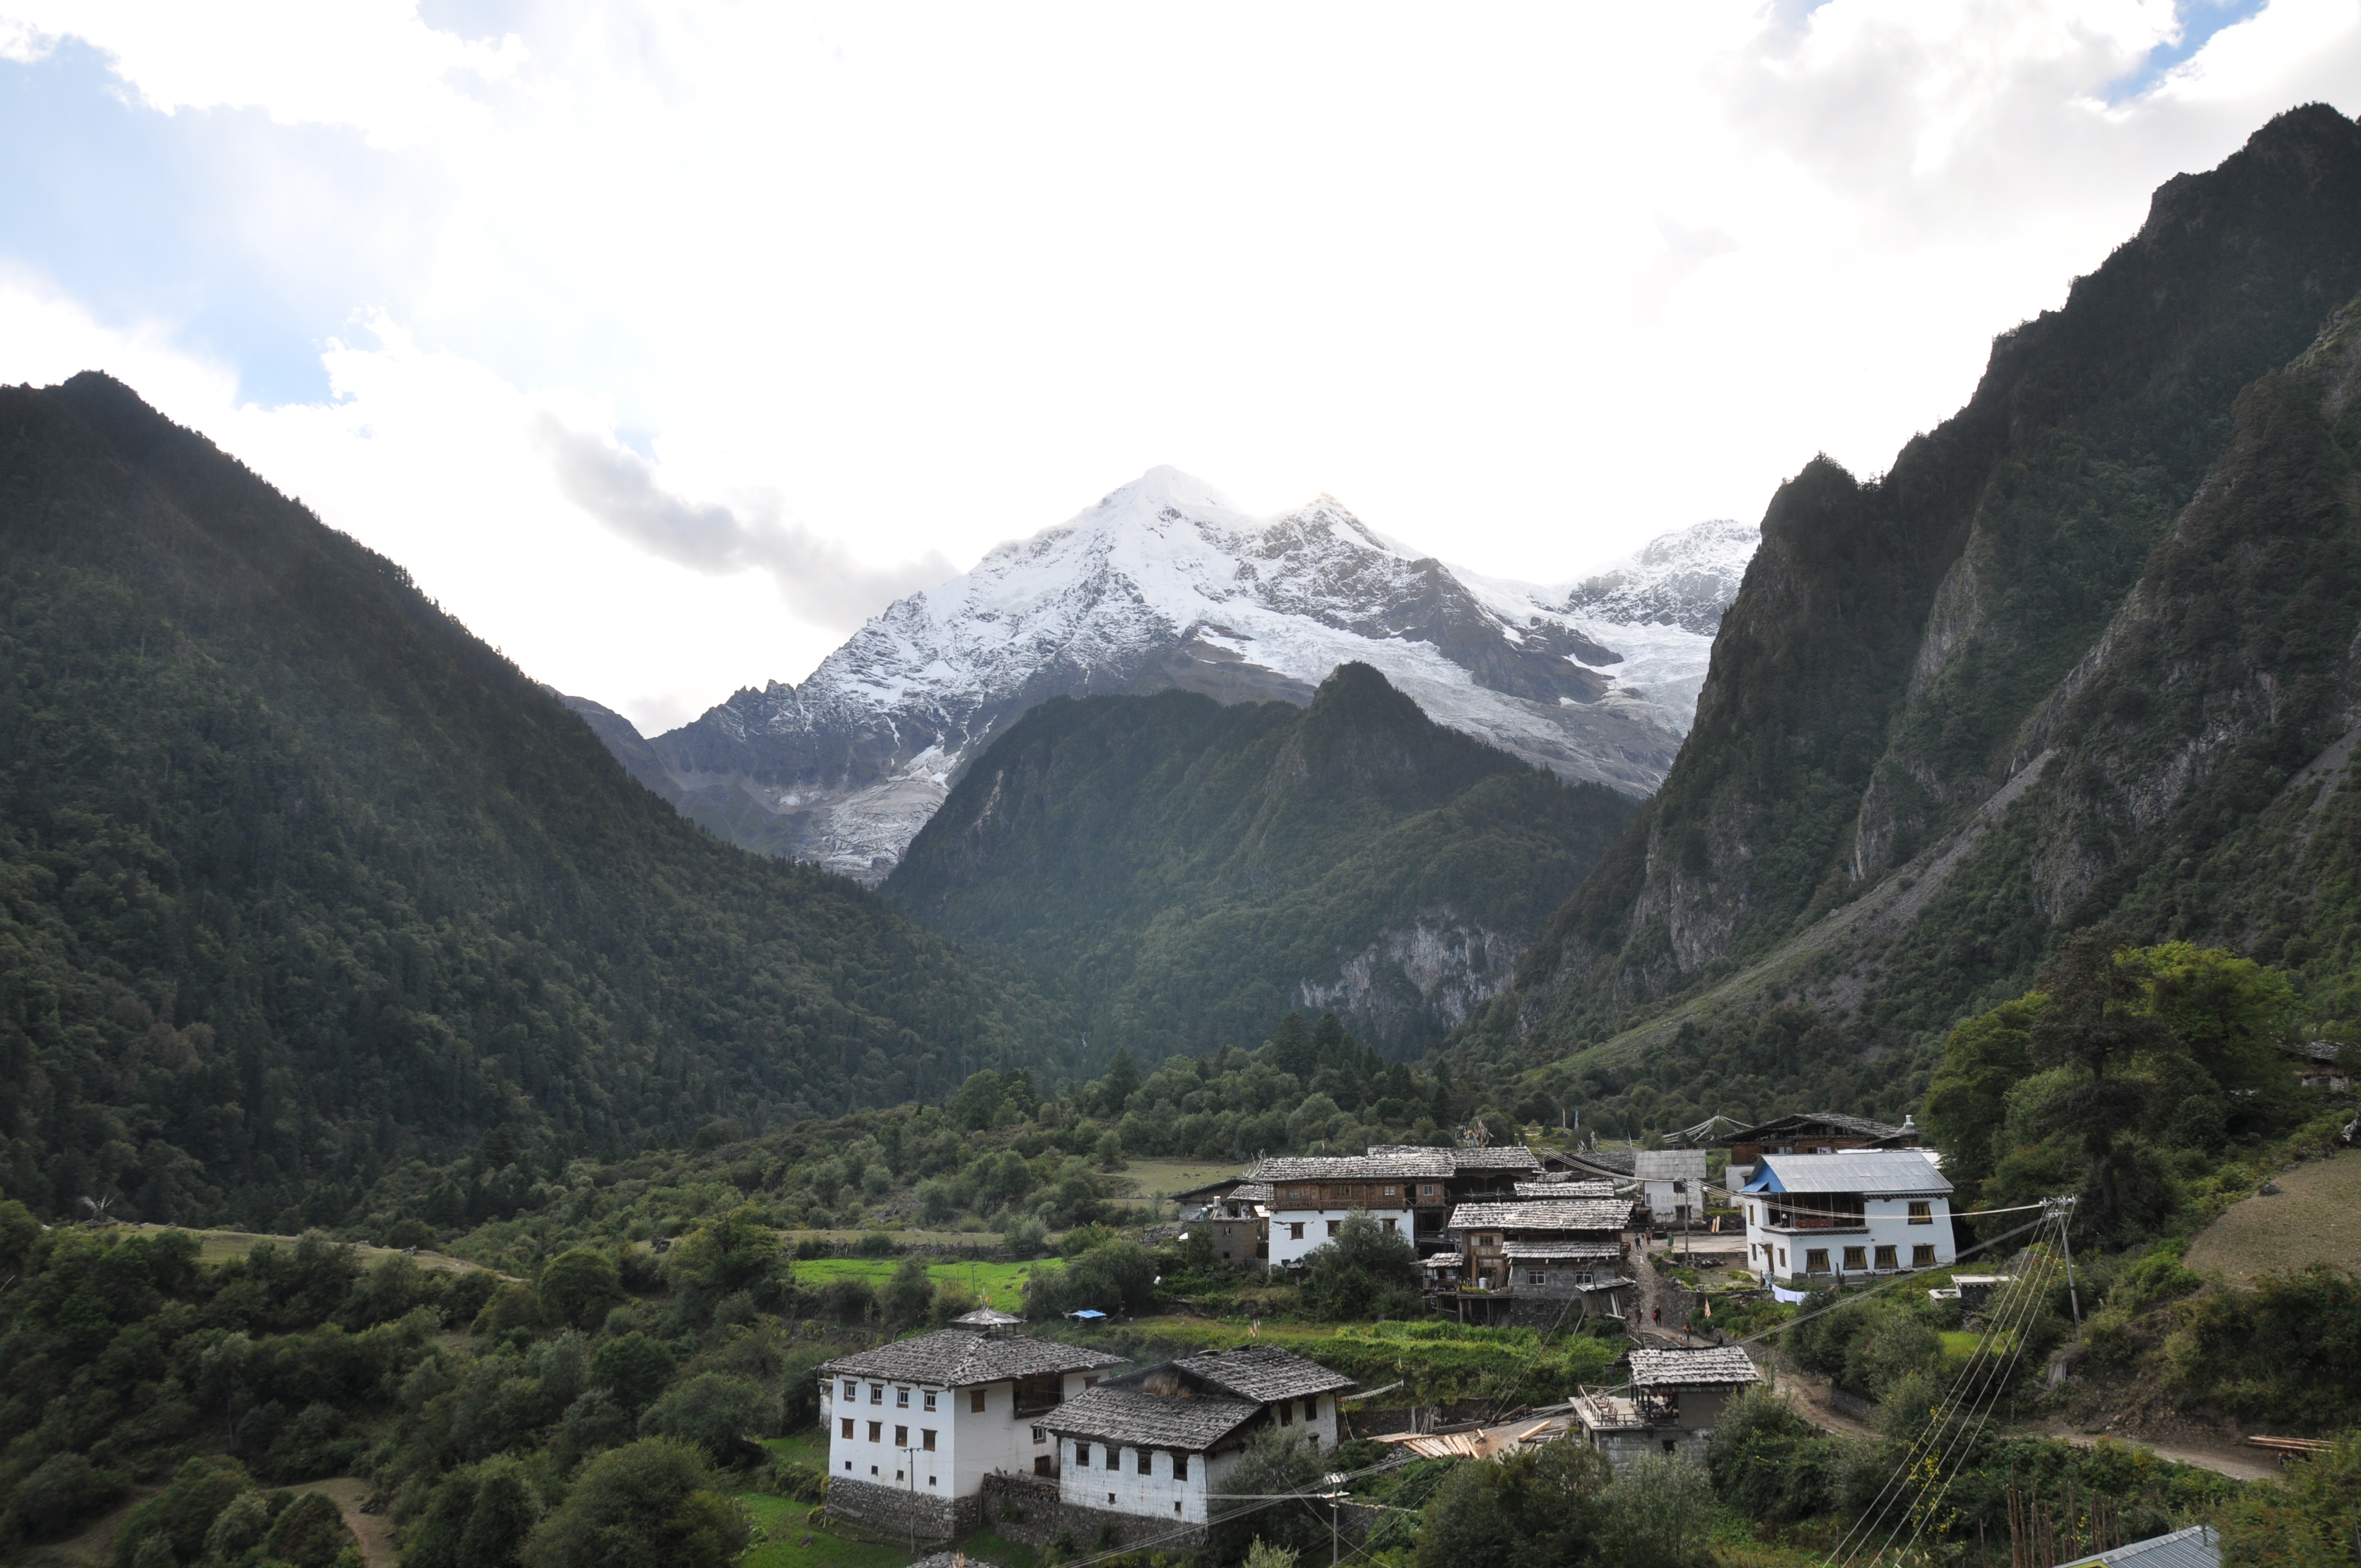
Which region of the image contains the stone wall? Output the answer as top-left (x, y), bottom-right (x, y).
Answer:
top-left (824, 1476), bottom-right (980, 1542)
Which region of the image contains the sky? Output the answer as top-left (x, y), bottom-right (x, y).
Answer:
top-left (2, 2), bottom-right (2357, 734)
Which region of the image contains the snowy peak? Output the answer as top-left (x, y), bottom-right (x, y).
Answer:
top-left (629, 471), bottom-right (1758, 881)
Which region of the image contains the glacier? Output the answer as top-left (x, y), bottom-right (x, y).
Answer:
top-left (575, 467), bottom-right (1757, 881)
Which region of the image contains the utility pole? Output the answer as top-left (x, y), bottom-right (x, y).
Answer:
top-left (1323, 1474), bottom-right (1348, 1568)
top-left (2050, 1197), bottom-right (2082, 1325)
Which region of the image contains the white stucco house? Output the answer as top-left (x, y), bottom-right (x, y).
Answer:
top-left (1632, 1149), bottom-right (1709, 1228)
top-left (817, 1325), bottom-right (1125, 1537)
top-left (1740, 1151), bottom-right (1954, 1284)
top-left (1038, 1345), bottom-right (1356, 1547)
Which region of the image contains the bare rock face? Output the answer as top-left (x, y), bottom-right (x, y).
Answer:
top-left (583, 467), bottom-right (1753, 881)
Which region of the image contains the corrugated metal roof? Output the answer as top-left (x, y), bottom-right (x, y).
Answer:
top-left (2057, 1525), bottom-right (2220, 1568)
top-left (1744, 1152), bottom-right (1952, 1195)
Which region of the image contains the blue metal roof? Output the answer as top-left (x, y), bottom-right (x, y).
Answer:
top-left (2057, 1524), bottom-right (2219, 1568)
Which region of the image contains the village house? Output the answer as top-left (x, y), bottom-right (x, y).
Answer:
top-left (2292, 1039), bottom-right (2352, 1094)
top-left (1740, 1150), bottom-right (1954, 1283)
top-left (1720, 1112), bottom-right (1923, 1191)
top-left (1174, 1177), bottom-right (1272, 1265)
top-left (1035, 1346), bottom-right (1357, 1548)
top-left (1632, 1148), bottom-right (1709, 1229)
top-left (817, 1325), bottom-right (1125, 1538)
top-left (1438, 1194), bottom-right (1638, 1327)
top-left (1573, 1346), bottom-right (1762, 1469)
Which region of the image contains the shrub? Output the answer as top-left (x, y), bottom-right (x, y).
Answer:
top-left (637, 1373), bottom-right (775, 1463)
top-left (519, 1439), bottom-right (749, 1568)
top-left (9, 1453), bottom-right (127, 1540)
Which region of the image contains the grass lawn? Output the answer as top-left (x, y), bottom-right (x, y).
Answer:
top-left (793, 1256), bottom-right (1062, 1313)
top-left (738, 1495), bottom-right (913, 1568)
top-left (955, 1529), bottom-right (1045, 1568)
top-left (763, 1430), bottom-right (833, 1469)
top-left (1105, 1159), bottom-right (1253, 1214)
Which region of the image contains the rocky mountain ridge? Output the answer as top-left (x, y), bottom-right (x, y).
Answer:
top-left (574, 472), bottom-right (1753, 880)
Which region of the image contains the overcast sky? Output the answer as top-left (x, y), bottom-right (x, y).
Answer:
top-left (4, 1), bottom-right (2357, 733)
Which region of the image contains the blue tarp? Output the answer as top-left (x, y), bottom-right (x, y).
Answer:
top-left (1065, 1309), bottom-right (1108, 1321)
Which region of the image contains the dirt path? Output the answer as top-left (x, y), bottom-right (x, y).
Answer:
top-left (299, 1477), bottom-right (396, 1568)
top-left (1775, 1368), bottom-right (1881, 1441)
top-left (2041, 1428), bottom-right (2281, 1483)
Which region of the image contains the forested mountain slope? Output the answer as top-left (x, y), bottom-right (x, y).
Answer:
top-left (0, 375), bottom-right (1068, 1229)
top-left (883, 663), bottom-right (1638, 1058)
top-left (1456, 104), bottom-right (2361, 1117)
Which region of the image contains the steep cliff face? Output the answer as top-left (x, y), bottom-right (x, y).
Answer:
top-left (1472, 105), bottom-right (2361, 1059)
top-left (882, 664), bottom-right (1638, 1057)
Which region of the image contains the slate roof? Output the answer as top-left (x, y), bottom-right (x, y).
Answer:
top-left (1365, 1144), bottom-right (1543, 1173)
top-left (1251, 1152), bottom-right (1455, 1183)
top-left (1039, 1384), bottom-right (1261, 1451)
top-left (1175, 1346), bottom-right (1358, 1402)
top-left (2056, 1526), bottom-right (2220, 1568)
top-left (1543, 1148), bottom-right (1638, 1177)
top-left (1448, 1199), bottom-right (1635, 1232)
top-left (1626, 1347), bottom-right (1762, 1389)
top-left (1515, 1179), bottom-right (1618, 1199)
top-left (817, 1330), bottom-right (1124, 1386)
top-left (1726, 1112), bottom-right (1914, 1144)
top-left (1744, 1152), bottom-right (1952, 1196)
top-left (1502, 1241), bottom-right (1622, 1260)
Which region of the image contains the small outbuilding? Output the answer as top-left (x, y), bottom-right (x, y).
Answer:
top-left (1574, 1346), bottom-right (1761, 1469)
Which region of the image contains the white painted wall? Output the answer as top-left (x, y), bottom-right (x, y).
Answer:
top-left (821, 1366), bottom-right (1100, 1498)
top-left (1742, 1195), bottom-right (1953, 1282)
top-left (1055, 1397), bottom-right (1340, 1526)
top-left (1266, 1207), bottom-right (1411, 1270)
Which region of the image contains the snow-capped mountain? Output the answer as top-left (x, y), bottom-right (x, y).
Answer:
top-left (587, 469), bottom-right (1756, 881)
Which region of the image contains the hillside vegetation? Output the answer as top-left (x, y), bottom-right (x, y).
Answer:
top-left (0, 374), bottom-right (1071, 1231)
top-left (885, 665), bottom-right (1636, 1058)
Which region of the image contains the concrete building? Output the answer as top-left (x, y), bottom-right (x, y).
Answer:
top-left (1739, 1151), bottom-right (1954, 1284)
top-left (1573, 1346), bottom-right (1762, 1469)
top-left (1720, 1112), bottom-right (1922, 1191)
top-left (1632, 1149), bottom-right (1709, 1228)
top-left (818, 1327), bottom-right (1125, 1538)
top-left (1037, 1346), bottom-right (1357, 1548)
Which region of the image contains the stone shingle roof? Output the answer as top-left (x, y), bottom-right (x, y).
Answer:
top-left (1040, 1385), bottom-right (1261, 1451)
top-left (1175, 1346), bottom-right (1357, 1402)
top-left (1626, 1347), bottom-right (1762, 1388)
top-left (1501, 1241), bottom-right (1622, 1260)
top-left (1514, 1179), bottom-right (1618, 1199)
top-left (1368, 1144), bottom-right (1541, 1172)
top-left (1251, 1152), bottom-right (1455, 1183)
top-left (817, 1330), bottom-right (1124, 1387)
top-left (1448, 1199), bottom-right (1635, 1232)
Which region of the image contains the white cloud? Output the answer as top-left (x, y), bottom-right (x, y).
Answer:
top-left (1, 0), bottom-right (2356, 728)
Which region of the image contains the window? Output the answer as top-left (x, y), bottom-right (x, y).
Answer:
top-left (1912, 1244), bottom-right (1936, 1267)
top-left (1138, 1449), bottom-right (1152, 1474)
top-left (1662, 1440), bottom-right (1678, 1455)
top-left (922, 1429), bottom-right (937, 1451)
top-left (868, 1422), bottom-right (882, 1442)
top-left (845, 1461), bottom-right (852, 1471)
top-left (1421, 1184), bottom-right (1436, 1197)
top-left (871, 1384), bottom-right (884, 1404)
top-left (928, 1476), bottom-right (937, 1487)
top-left (1075, 1444), bottom-right (1091, 1468)
top-left (1805, 1248), bottom-right (1829, 1273)
top-left (1383, 1185), bottom-right (1397, 1196)
top-left (841, 1418), bottom-right (854, 1439)
top-left (1174, 1453), bottom-right (1188, 1480)
top-left (1908, 1201), bottom-right (1933, 1225)
top-left (971, 1388), bottom-right (987, 1413)
top-left (1874, 1245), bottom-right (1897, 1269)
top-left (1278, 1401), bottom-right (1293, 1426)
top-left (1526, 1269), bottom-right (1548, 1285)
top-left (1381, 1216), bottom-right (1397, 1232)
top-left (895, 1425), bottom-right (907, 1446)
top-left (1032, 1427), bottom-right (1046, 1444)
top-left (923, 1391), bottom-right (937, 1411)
top-left (1842, 1246), bottom-right (1867, 1270)
top-left (1326, 1219), bottom-right (1341, 1238)
top-left (1749, 1205), bottom-right (1758, 1224)
top-left (1302, 1398), bottom-right (1318, 1422)
top-left (1776, 1248), bottom-right (1787, 1268)
top-left (897, 1387), bottom-right (910, 1407)
top-left (1290, 1222), bottom-right (1305, 1240)
top-left (843, 1380), bottom-right (857, 1400)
